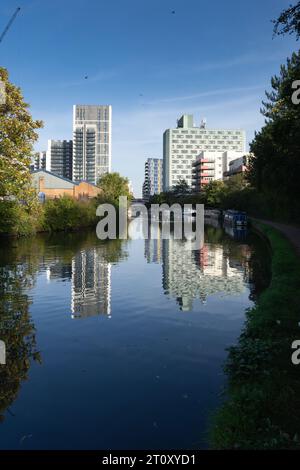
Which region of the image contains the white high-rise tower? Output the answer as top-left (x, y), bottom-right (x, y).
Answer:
top-left (73, 105), bottom-right (112, 184)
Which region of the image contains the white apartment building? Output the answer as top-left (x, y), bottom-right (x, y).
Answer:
top-left (192, 150), bottom-right (246, 190)
top-left (224, 154), bottom-right (250, 178)
top-left (33, 151), bottom-right (46, 171)
top-left (73, 105), bottom-right (112, 184)
top-left (163, 114), bottom-right (246, 190)
top-left (142, 158), bottom-right (163, 201)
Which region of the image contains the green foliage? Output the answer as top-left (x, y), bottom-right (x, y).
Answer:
top-left (0, 201), bottom-right (43, 237)
top-left (211, 224), bottom-right (300, 449)
top-left (0, 67), bottom-right (42, 208)
top-left (42, 197), bottom-right (98, 232)
top-left (148, 190), bottom-right (205, 207)
top-left (97, 172), bottom-right (132, 206)
top-left (273, 1), bottom-right (300, 40)
top-left (171, 178), bottom-right (191, 196)
top-left (0, 67), bottom-right (43, 236)
top-left (203, 180), bottom-right (228, 207)
top-left (248, 51), bottom-right (300, 222)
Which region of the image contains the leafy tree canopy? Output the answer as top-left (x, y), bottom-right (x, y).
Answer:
top-left (273, 1), bottom-right (300, 40)
top-left (248, 51), bottom-right (300, 218)
top-left (0, 67), bottom-right (42, 205)
top-left (97, 172), bottom-right (132, 205)
top-left (171, 178), bottom-right (191, 195)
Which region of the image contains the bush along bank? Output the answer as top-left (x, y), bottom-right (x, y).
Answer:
top-left (0, 200), bottom-right (43, 237)
top-left (41, 196), bottom-right (98, 233)
top-left (0, 196), bottom-right (99, 237)
top-left (210, 223), bottom-right (300, 449)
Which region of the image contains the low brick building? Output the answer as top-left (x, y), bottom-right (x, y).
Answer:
top-left (31, 170), bottom-right (102, 200)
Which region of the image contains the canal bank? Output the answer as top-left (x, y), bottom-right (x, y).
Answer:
top-left (252, 219), bottom-right (300, 257)
top-left (211, 222), bottom-right (300, 449)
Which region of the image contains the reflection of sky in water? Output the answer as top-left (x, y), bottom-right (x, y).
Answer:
top-left (0, 226), bottom-right (263, 450)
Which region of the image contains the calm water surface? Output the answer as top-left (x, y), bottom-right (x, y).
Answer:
top-left (0, 223), bottom-right (268, 449)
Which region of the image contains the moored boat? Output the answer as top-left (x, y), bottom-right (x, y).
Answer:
top-left (223, 209), bottom-right (247, 227)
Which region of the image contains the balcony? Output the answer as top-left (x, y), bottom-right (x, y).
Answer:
top-left (201, 165), bottom-right (214, 170)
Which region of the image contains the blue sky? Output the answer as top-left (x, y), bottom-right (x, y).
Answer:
top-left (0, 0), bottom-right (297, 195)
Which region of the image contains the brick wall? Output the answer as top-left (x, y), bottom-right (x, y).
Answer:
top-left (38, 177), bottom-right (102, 200)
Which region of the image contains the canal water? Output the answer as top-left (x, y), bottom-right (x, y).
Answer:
top-left (0, 223), bottom-right (269, 449)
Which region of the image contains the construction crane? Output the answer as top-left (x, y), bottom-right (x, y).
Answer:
top-left (0, 7), bottom-right (21, 44)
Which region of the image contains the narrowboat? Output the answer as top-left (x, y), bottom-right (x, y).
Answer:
top-left (223, 209), bottom-right (247, 227)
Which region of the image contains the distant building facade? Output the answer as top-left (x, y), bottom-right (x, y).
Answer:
top-left (192, 150), bottom-right (246, 191)
top-left (163, 114), bottom-right (246, 191)
top-left (142, 158), bottom-right (163, 200)
top-left (31, 170), bottom-right (102, 200)
top-left (128, 180), bottom-right (134, 197)
top-left (46, 140), bottom-right (73, 180)
top-left (223, 154), bottom-right (250, 179)
top-left (33, 151), bottom-right (46, 171)
top-left (73, 105), bottom-right (112, 184)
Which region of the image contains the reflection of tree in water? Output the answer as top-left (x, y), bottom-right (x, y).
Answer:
top-left (246, 235), bottom-right (272, 301)
top-left (0, 231), bottom-right (128, 418)
top-left (98, 238), bottom-right (128, 264)
top-left (25, 231), bottom-right (128, 265)
top-left (0, 251), bottom-right (41, 422)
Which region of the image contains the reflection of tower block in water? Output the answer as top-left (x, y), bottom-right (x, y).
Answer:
top-left (71, 249), bottom-right (111, 319)
top-left (176, 296), bottom-right (194, 312)
top-left (144, 225), bottom-right (163, 264)
top-left (162, 237), bottom-right (247, 311)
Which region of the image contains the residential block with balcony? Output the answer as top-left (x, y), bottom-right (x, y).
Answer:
top-left (192, 151), bottom-right (246, 191)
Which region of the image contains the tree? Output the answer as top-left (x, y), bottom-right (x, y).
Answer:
top-left (273, 1), bottom-right (300, 40)
top-left (171, 178), bottom-right (190, 196)
top-left (0, 67), bottom-right (42, 204)
top-left (248, 51), bottom-right (300, 221)
top-left (148, 192), bottom-right (166, 204)
top-left (97, 172), bottom-right (132, 206)
top-left (224, 173), bottom-right (248, 192)
top-left (204, 180), bottom-right (228, 207)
